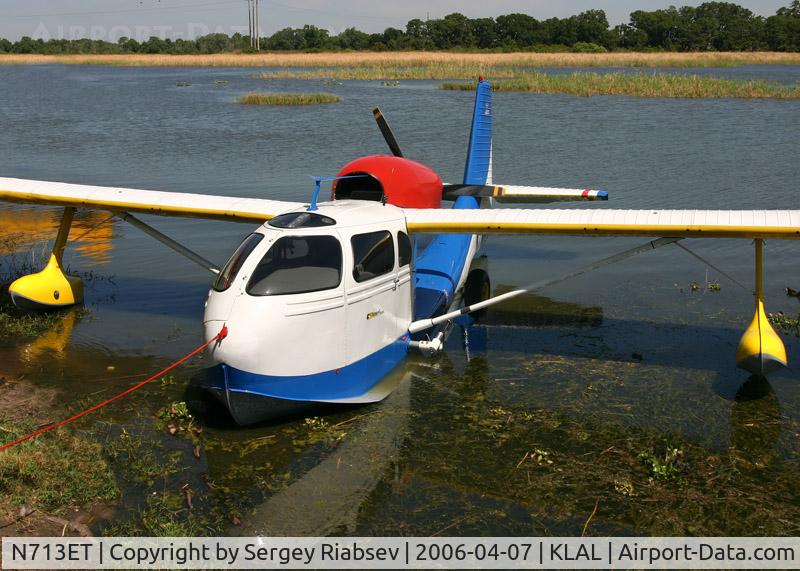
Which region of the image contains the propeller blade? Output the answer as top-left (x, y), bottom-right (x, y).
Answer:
top-left (442, 184), bottom-right (497, 200)
top-left (372, 107), bottom-right (404, 158)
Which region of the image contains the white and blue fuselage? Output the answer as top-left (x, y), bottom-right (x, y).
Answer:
top-left (202, 200), bottom-right (481, 424)
top-left (203, 82), bottom-right (493, 424)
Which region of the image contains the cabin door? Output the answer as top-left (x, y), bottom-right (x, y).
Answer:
top-left (345, 229), bottom-right (403, 367)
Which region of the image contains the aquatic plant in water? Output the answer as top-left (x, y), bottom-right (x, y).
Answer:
top-left (236, 92), bottom-right (341, 105)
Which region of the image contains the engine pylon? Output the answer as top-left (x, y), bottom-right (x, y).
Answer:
top-left (8, 207), bottom-right (84, 310)
top-left (736, 239), bottom-right (787, 376)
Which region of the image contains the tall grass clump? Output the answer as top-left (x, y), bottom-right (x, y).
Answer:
top-left (441, 72), bottom-right (800, 99)
top-left (236, 92), bottom-right (340, 105)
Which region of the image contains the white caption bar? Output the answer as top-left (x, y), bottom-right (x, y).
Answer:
top-left (2, 537), bottom-right (799, 569)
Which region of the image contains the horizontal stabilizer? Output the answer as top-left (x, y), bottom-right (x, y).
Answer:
top-left (443, 184), bottom-right (607, 203)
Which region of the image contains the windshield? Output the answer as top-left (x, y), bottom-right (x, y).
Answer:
top-left (213, 233), bottom-right (263, 292)
top-left (246, 235), bottom-right (342, 296)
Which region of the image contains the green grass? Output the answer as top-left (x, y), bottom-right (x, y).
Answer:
top-left (441, 71), bottom-right (800, 99)
top-left (769, 311), bottom-right (800, 336)
top-left (253, 64), bottom-right (517, 81)
top-left (0, 303), bottom-right (62, 340)
top-left (0, 418), bottom-right (118, 513)
top-left (236, 92), bottom-right (341, 105)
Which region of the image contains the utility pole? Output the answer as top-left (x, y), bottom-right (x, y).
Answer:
top-left (255, 0), bottom-right (260, 51)
top-left (247, 0), bottom-right (253, 49)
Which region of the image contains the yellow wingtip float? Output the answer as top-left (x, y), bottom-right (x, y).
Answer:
top-left (8, 207), bottom-right (84, 310)
top-left (736, 239), bottom-right (787, 377)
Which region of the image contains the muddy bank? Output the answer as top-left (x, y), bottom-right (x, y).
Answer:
top-left (0, 352), bottom-right (119, 536)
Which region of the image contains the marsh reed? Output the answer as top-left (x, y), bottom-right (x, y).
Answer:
top-left (236, 92), bottom-right (341, 105)
top-left (441, 71), bottom-right (800, 99)
top-left (3, 51), bottom-right (800, 68)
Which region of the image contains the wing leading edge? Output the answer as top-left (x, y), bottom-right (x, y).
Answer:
top-left (0, 177), bottom-right (303, 223)
top-left (403, 208), bottom-right (800, 239)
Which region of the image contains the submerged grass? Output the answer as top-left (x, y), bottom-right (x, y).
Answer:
top-left (441, 71), bottom-right (800, 99)
top-left (4, 52), bottom-right (800, 68)
top-left (236, 92), bottom-right (340, 105)
top-left (357, 357), bottom-right (800, 537)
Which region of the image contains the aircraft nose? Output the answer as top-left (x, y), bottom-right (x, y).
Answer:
top-left (203, 319), bottom-right (226, 358)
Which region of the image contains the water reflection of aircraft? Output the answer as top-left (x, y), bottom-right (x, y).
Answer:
top-left (0, 205), bottom-right (114, 265)
top-left (235, 370), bottom-right (413, 536)
top-left (2, 80), bottom-right (797, 425)
top-left (19, 309), bottom-right (79, 363)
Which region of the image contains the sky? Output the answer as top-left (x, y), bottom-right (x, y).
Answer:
top-left (1, 0), bottom-right (791, 42)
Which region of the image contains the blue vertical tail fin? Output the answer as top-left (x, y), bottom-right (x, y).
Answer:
top-left (463, 79), bottom-right (493, 186)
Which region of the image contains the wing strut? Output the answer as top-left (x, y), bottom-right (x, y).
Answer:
top-left (120, 212), bottom-right (220, 275)
top-left (409, 237), bottom-right (681, 334)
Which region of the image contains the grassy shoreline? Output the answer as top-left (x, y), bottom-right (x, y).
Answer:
top-left (441, 71), bottom-right (800, 99)
top-left (3, 51), bottom-right (800, 68)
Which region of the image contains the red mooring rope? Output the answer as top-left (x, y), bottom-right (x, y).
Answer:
top-left (0, 325), bottom-right (228, 453)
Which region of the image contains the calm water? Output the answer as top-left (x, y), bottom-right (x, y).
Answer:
top-left (0, 64), bottom-right (799, 536)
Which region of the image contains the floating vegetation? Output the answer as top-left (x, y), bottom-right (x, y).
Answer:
top-left (175, 81), bottom-right (191, 87)
top-left (768, 311), bottom-right (800, 337)
top-left (441, 72), bottom-right (800, 99)
top-left (5, 52), bottom-right (800, 69)
top-left (638, 443), bottom-right (686, 483)
top-left (156, 401), bottom-right (197, 436)
top-left (212, 79), bottom-right (228, 85)
top-left (382, 80), bottom-right (401, 86)
top-left (236, 92), bottom-right (341, 105)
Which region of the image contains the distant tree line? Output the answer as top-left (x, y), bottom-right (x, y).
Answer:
top-left (2, 1), bottom-right (799, 54)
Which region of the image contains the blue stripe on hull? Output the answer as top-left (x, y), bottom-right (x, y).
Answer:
top-left (215, 335), bottom-right (410, 403)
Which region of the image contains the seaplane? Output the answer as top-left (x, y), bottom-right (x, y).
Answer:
top-left (1, 80), bottom-right (797, 425)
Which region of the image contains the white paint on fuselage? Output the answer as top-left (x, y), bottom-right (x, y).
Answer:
top-left (203, 201), bottom-right (424, 379)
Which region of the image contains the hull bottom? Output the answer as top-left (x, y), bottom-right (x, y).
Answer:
top-left (204, 336), bottom-right (410, 425)
top-left (208, 387), bottom-right (350, 426)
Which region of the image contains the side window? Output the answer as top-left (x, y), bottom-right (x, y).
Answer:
top-left (398, 231), bottom-right (412, 267)
top-left (213, 233), bottom-right (263, 292)
top-left (351, 231), bottom-right (394, 283)
top-left (246, 235), bottom-right (342, 296)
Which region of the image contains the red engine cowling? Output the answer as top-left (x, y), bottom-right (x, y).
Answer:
top-left (334, 155), bottom-right (442, 209)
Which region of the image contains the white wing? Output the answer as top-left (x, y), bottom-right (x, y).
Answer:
top-left (403, 207), bottom-right (800, 239)
top-left (0, 177), bottom-right (303, 222)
